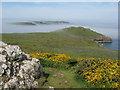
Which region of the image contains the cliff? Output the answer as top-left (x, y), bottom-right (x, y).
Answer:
top-left (94, 36), bottom-right (112, 43)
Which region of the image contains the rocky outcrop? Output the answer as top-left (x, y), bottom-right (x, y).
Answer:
top-left (0, 41), bottom-right (43, 89)
top-left (94, 36), bottom-right (112, 43)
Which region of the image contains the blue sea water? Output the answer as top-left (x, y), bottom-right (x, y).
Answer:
top-left (103, 39), bottom-right (118, 50)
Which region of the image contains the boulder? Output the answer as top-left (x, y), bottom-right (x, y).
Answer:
top-left (0, 41), bottom-right (43, 89)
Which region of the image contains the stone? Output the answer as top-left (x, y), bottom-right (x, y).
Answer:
top-left (0, 41), bottom-right (43, 89)
top-left (32, 81), bottom-right (38, 87)
top-left (0, 66), bottom-right (4, 77)
top-left (48, 86), bottom-right (54, 90)
top-left (13, 54), bottom-right (27, 61)
top-left (2, 64), bottom-right (7, 69)
top-left (0, 41), bottom-right (7, 47)
top-left (0, 55), bottom-right (6, 63)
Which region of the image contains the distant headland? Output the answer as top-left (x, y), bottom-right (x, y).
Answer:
top-left (11, 21), bottom-right (70, 25)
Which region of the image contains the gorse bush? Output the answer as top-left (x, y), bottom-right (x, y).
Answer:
top-left (30, 52), bottom-right (120, 88)
top-left (30, 53), bottom-right (71, 63)
top-left (65, 59), bottom-right (78, 66)
top-left (76, 59), bottom-right (120, 88)
top-left (76, 59), bottom-right (98, 75)
top-left (30, 52), bottom-right (71, 68)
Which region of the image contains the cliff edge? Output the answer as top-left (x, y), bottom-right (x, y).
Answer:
top-left (94, 36), bottom-right (112, 43)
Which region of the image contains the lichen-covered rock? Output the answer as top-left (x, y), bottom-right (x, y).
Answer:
top-left (0, 41), bottom-right (43, 89)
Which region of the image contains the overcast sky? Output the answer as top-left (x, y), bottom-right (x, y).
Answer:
top-left (1, 2), bottom-right (118, 28)
top-left (2, 2), bottom-right (117, 18)
top-left (0, 2), bottom-right (118, 39)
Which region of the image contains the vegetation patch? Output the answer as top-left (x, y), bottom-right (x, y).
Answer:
top-left (30, 52), bottom-right (120, 88)
top-left (2, 27), bottom-right (119, 88)
top-left (76, 59), bottom-right (119, 88)
top-left (2, 27), bottom-right (118, 58)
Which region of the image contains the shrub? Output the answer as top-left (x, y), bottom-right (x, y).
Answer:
top-left (30, 52), bottom-right (71, 63)
top-left (76, 59), bottom-right (120, 88)
top-left (30, 52), bottom-right (120, 88)
top-left (65, 59), bottom-right (78, 66)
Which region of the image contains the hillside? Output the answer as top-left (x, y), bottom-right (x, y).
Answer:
top-left (1, 27), bottom-right (118, 58)
top-left (1, 27), bottom-right (119, 88)
top-left (1, 42), bottom-right (119, 88)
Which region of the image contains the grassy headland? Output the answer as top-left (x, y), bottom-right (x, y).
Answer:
top-left (2, 27), bottom-right (118, 58)
top-left (1, 26), bottom-right (119, 88)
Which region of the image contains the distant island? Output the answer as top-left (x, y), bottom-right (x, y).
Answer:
top-left (11, 21), bottom-right (70, 25)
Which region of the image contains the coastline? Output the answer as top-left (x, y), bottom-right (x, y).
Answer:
top-left (1, 22), bottom-right (118, 50)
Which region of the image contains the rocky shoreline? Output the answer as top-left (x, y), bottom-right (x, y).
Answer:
top-left (94, 36), bottom-right (112, 43)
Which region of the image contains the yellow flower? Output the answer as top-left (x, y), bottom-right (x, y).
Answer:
top-left (112, 82), bottom-right (119, 87)
top-left (102, 85), bottom-right (105, 88)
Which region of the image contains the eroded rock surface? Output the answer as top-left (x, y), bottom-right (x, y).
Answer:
top-left (0, 41), bottom-right (42, 89)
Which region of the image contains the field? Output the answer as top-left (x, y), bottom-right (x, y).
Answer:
top-left (1, 27), bottom-right (118, 58)
top-left (1, 27), bottom-right (119, 88)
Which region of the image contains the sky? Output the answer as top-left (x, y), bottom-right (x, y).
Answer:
top-left (2, 2), bottom-right (117, 18)
top-left (0, 2), bottom-right (118, 50)
top-left (1, 2), bottom-right (118, 28)
top-left (0, 2), bottom-right (118, 40)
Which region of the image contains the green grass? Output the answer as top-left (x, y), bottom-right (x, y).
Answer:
top-left (37, 67), bottom-right (88, 88)
top-left (1, 27), bottom-right (118, 58)
top-left (1, 26), bottom-right (119, 88)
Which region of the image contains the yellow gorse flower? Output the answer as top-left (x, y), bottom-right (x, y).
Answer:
top-left (30, 52), bottom-right (71, 63)
top-left (30, 52), bottom-right (120, 88)
top-left (81, 59), bottom-right (120, 88)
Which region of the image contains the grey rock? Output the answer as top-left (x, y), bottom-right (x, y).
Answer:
top-left (48, 86), bottom-right (54, 90)
top-left (0, 41), bottom-right (43, 89)
top-left (0, 41), bottom-right (7, 47)
top-left (0, 66), bottom-right (4, 77)
top-left (0, 55), bottom-right (6, 63)
top-left (13, 54), bottom-right (27, 61)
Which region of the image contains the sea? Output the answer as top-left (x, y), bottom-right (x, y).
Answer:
top-left (1, 18), bottom-right (119, 50)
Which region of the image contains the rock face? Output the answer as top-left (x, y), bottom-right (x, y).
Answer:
top-left (0, 41), bottom-right (42, 89)
top-left (94, 36), bottom-right (112, 43)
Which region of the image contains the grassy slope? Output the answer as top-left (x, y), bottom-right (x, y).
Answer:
top-left (37, 67), bottom-right (88, 88)
top-left (1, 27), bottom-right (118, 88)
top-left (2, 27), bottom-right (118, 58)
